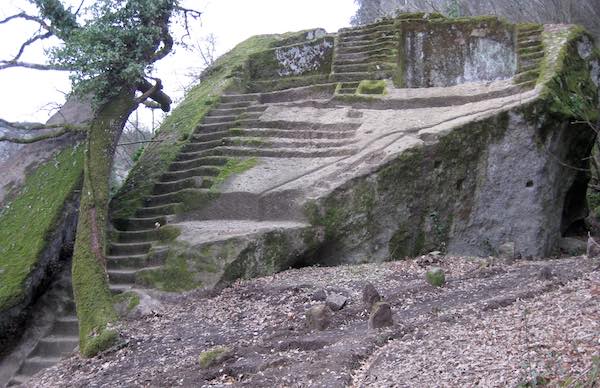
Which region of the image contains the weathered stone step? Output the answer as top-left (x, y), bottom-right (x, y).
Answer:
top-left (52, 316), bottom-right (78, 336)
top-left (161, 165), bottom-right (221, 182)
top-left (519, 50), bottom-right (545, 61)
top-left (207, 107), bottom-right (247, 117)
top-left (517, 24), bottom-right (543, 33)
top-left (153, 176), bottom-right (204, 195)
top-left (30, 336), bottom-right (78, 357)
top-left (215, 101), bottom-right (254, 109)
top-left (333, 61), bottom-right (394, 73)
top-left (336, 40), bottom-right (396, 54)
top-left (168, 156), bottom-right (229, 172)
top-left (145, 188), bottom-right (212, 208)
top-left (182, 139), bottom-right (227, 153)
top-left (230, 128), bottom-right (355, 140)
top-left (242, 120), bottom-right (361, 132)
top-left (195, 119), bottom-right (260, 134)
top-left (517, 39), bottom-right (543, 49)
top-left (517, 62), bottom-right (540, 73)
top-left (339, 21), bottom-right (395, 37)
top-left (109, 241), bottom-right (153, 256)
top-left (339, 81), bottom-right (360, 88)
top-left (108, 269), bottom-right (139, 284)
top-left (518, 29), bottom-right (543, 39)
top-left (107, 253), bottom-right (162, 270)
top-left (338, 32), bottom-right (397, 47)
top-left (229, 137), bottom-right (355, 149)
top-left (114, 229), bottom-right (158, 243)
top-left (135, 203), bottom-right (181, 217)
top-left (191, 130), bottom-right (230, 143)
top-left (337, 88), bottom-right (356, 94)
top-left (209, 146), bottom-right (357, 158)
top-left (339, 28), bottom-right (396, 40)
top-left (113, 216), bottom-right (167, 231)
top-left (517, 45), bottom-right (543, 55)
top-left (220, 93), bottom-right (261, 103)
top-left (330, 72), bottom-right (378, 82)
top-left (203, 115), bottom-right (239, 125)
top-left (514, 69), bottom-right (540, 84)
top-left (110, 284), bottom-right (134, 295)
top-left (17, 356), bottom-right (62, 376)
top-left (333, 54), bottom-right (396, 66)
top-left (335, 47), bottom-right (396, 62)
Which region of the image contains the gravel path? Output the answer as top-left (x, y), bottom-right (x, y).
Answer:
top-left (26, 255), bottom-right (600, 387)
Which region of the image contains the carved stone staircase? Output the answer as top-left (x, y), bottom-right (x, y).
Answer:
top-left (514, 24), bottom-right (545, 88)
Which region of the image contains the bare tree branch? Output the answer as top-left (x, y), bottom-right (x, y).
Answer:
top-left (0, 119), bottom-right (87, 144)
top-left (0, 11), bottom-right (52, 31)
top-left (10, 31), bottom-right (53, 63)
top-left (0, 60), bottom-right (70, 71)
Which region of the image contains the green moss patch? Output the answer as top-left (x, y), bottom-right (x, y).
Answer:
top-left (357, 80), bottom-right (386, 95)
top-left (211, 158), bottom-right (258, 191)
top-left (199, 346), bottom-right (232, 369)
top-left (0, 146), bottom-right (83, 311)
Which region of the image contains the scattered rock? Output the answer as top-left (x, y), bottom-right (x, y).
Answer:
top-left (362, 283), bottom-right (382, 310)
top-left (429, 251), bottom-right (443, 256)
top-left (115, 291), bottom-right (163, 319)
top-left (326, 293), bottom-right (348, 311)
top-left (538, 266), bottom-right (554, 280)
top-left (368, 302), bottom-right (393, 329)
top-left (426, 267), bottom-right (446, 287)
top-left (306, 304), bottom-right (331, 331)
top-left (198, 346), bottom-right (232, 369)
top-left (559, 237), bottom-right (587, 256)
top-left (311, 289), bottom-right (327, 301)
top-left (586, 234), bottom-right (600, 258)
top-left (498, 242), bottom-right (516, 259)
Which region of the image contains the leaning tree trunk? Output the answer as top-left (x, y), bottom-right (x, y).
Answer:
top-left (71, 89), bottom-right (137, 357)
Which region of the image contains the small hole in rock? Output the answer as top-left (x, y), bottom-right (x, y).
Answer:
top-left (526, 180), bottom-right (534, 188)
top-left (434, 161), bottom-right (442, 169)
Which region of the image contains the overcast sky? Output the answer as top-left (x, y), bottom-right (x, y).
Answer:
top-left (0, 0), bottom-right (357, 124)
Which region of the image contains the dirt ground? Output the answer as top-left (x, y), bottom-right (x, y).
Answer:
top-left (26, 255), bottom-right (600, 387)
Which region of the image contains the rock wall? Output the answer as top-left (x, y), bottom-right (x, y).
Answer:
top-left (400, 18), bottom-right (517, 87)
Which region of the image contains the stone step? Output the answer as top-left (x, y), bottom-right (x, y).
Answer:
top-left (517, 45), bottom-right (543, 55)
top-left (336, 40), bottom-right (396, 55)
top-left (229, 137), bottom-right (355, 149)
top-left (135, 203), bottom-right (181, 218)
top-left (339, 81), bottom-right (360, 88)
top-left (8, 374), bottom-right (28, 386)
top-left (333, 61), bottom-right (394, 73)
top-left (239, 120), bottom-right (361, 132)
top-left (108, 241), bottom-right (153, 256)
top-left (161, 165), bottom-right (222, 181)
top-left (220, 93), bottom-right (261, 103)
top-left (30, 336), bottom-right (78, 358)
top-left (182, 139), bottom-right (226, 153)
top-left (113, 216), bottom-right (167, 231)
top-left (110, 284), bottom-right (134, 295)
top-left (168, 156), bottom-right (229, 172)
top-left (335, 47), bottom-right (396, 62)
top-left (517, 62), bottom-right (540, 73)
top-left (107, 254), bottom-right (155, 270)
top-left (108, 269), bottom-right (139, 284)
top-left (338, 35), bottom-right (396, 47)
top-left (330, 72), bottom-right (377, 82)
top-left (191, 130), bottom-right (231, 143)
top-left (333, 54), bottom-right (396, 66)
top-left (338, 22), bottom-right (395, 37)
top-left (203, 115), bottom-right (239, 125)
top-left (145, 188), bottom-right (212, 208)
top-left (17, 356), bottom-right (62, 377)
top-left (518, 29), bottom-right (543, 39)
top-left (207, 107), bottom-right (246, 117)
top-left (230, 128), bottom-right (355, 140)
top-left (215, 101), bottom-right (254, 109)
top-left (114, 229), bottom-right (158, 243)
top-left (337, 88), bottom-right (357, 94)
top-left (517, 39), bottom-right (542, 49)
top-left (519, 50), bottom-right (544, 61)
top-left (205, 146), bottom-right (357, 158)
top-left (195, 119), bottom-right (260, 134)
top-left (154, 176), bottom-right (212, 195)
top-left (514, 69), bottom-right (540, 84)
top-left (52, 316), bottom-right (79, 336)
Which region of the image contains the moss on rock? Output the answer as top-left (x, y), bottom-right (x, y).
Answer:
top-left (0, 146), bottom-right (83, 312)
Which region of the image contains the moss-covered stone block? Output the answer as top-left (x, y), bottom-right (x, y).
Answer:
top-left (357, 80), bottom-right (386, 95)
top-left (198, 346), bottom-right (232, 369)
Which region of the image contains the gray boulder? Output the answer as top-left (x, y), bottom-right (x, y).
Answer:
top-left (306, 304), bottom-right (331, 331)
top-left (368, 302), bottom-right (393, 329)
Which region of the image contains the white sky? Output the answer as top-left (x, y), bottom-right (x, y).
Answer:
top-left (0, 0), bottom-right (357, 124)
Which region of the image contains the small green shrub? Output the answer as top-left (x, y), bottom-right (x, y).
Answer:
top-left (426, 267), bottom-right (446, 287)
top-left (198, 346), bottom-right (232, 368)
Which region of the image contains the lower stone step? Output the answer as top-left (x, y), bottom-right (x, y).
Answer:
top-left (330, 72), bottom-right (376, 82)
top-left (17, 356), bottom-right (63, 376)
top-left (135, 203), bottom-right (181, 218)
top-left (337, 88), bottom-right (357, 94)
top-left (114, 229), bottom-right (158, 243)
top-left (220, 93), bottom-right (261, 104)
top-left (113, 216), bottom-right (167, 231)
top-left (109, 241), bottom-right (153, 256)
top-left (30, 336), bottom-right (79, 358)
top-left (52, 316), bottom-right (79, 336)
